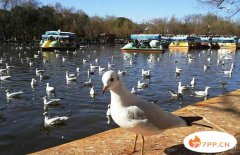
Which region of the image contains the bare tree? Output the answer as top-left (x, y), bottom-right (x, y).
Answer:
top-left (198, 0), bottom-right (240, 17)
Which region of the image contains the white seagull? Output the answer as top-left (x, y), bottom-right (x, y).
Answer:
top-left (141, 69), bottom-right (151, 78)
top-left (43, 112), bottom-right (69, 127)
top-left (83, 58), bottom-right (89, 64)
top-left (99, 66), bottom-right (106, 72)
top-left (106, 104), bottom-right (111, 116)
top-left (46, 83), bottom-right (55, 93)
top-left (102, 71), bottom-right (203, 155)
top-left (190, 77), bottom-right (196, 88)
top-left (31, 78), bottom-right (37, 88)
top-left (223, 63), bottom-right (233, 77)
top-left (83, 79), bottom-right (92, 86)
top-left (118, 70), bottom-right (126, 76)
top-left (36, 68), bottom-right (44, 76)
top-left (76, 67), bottom-right (80, 73)
top-left (6, 63), bottom-right (14, 70)
top-left (90, 87), bottom-right (97, 96)
top-left (108, 62), bottom-right (115, 68)
top-left (90, 63), bottom-right (98, 70)
top-left (0, 68), bottom-right (7, 73)
top-left (43, 96), bottom-right (61, 106)
top-left (193, 86), bottom-right (211, 97)
top-left (66, 71), bottom-right (78, 81)
top-left (137, 81), bottom-right (148, 89)
top-left (131, 87), bottom-right (136, 94)
top-left (169, 90), bottom-right (183, 99)
top-left (178, 82), bottom-right (188, 92)
top-left (6, 90), bottom-right (23, 99)
top-left (0, 75), bottom-right (11, 81)
top-left (176, 66), bottom-right (182, 74)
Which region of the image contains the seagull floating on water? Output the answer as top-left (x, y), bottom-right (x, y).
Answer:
top-left (193, 86), bottom-right (211, 97)
top-left (6, 63), bottom-right (14, 70)
top-left (175, 66), bottom-right (182, 75)
top-left (43, 112), bottom-right (69, 127)
top-left (190, 77), bottom-right (196, 88)
top-left (90, 63), bottom-right (98, 70)
top-left (131, 87), bottom-right (136, 94)
top-left (0, 75), bottom-right (11, 81)
top-left (99, 66), bottom-right (105, 72)
top-left (137, 80), bottom-right (148, 89)
top-left (83, 79), bottom-right (92, 87)
top-left (6, 90), bottom-right (23, 99)
top-left (39, 73), bottom-right (49, 80)
top-left (31, 78), bottom-right (37, 88)
top-left (66, 71), bottom-right (78, 81)
top-left (169, 90), bottom-right (183, 99)
top-left (43, 96), bottom-right (61, 106)
top-left (0, 68), bottom-right (7, 73)
top-left (102, 71), bottom-right (203, 155)
top-left (223, 63), bottom-right (233, 77)
top-left (108, 62), bottom-right (115, 68)
top-left (76, 67), bottom-right (80, 73)
top-left (46, 83), bottom-right (55, 93)
top-left (178, 82), bottom-right (188, 92)
top-left (118, 70), bottom-right (126, 76)
top-left (90, 87), bottom-right (97, 96)
top-left (36, 68), bottom-right (44, 76)
top-left (141, 69), bottom-right (151, 78)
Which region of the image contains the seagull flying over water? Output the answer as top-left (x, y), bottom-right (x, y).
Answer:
top-left (102, 71), bottom-right (203, 155)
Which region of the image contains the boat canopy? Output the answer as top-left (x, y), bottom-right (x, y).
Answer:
top-left (171, 35), bottom-right (198, 41)
top-left (42, 31), bottom-right (76, 39)
top-left (212, 37), bottom-right (235, 41)
top-left (200, 37), bottom-right (210, 41)
top-left (130, 34), bottom-right (161, 40)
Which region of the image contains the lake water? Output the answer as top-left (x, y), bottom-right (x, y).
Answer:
top-left (0, 44), bottom-right (239, 154)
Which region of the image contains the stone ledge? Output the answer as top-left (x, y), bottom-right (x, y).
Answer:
top-left (31, 90), bottom-right (240, 155)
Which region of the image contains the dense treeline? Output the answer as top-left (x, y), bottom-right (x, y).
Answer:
top-left (0, 0), bottom-right (240, 41)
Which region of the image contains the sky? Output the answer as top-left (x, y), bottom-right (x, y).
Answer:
top-left (39, 0), bottom-right (230, 23)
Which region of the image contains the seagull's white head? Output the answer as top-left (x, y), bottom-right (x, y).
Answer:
top-left (102, 70), bottom-right (120, 94)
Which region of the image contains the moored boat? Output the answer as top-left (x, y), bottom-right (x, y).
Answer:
top-left (212, 37), bottom-right (236, 50)
top-left (168, 35), bottom-right (201, 50)
top-left (40, 30), bottom-right (78, 51)
top-left (121, 34), bottom-right (164, 53)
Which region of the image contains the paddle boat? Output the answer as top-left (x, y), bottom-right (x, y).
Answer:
top-left (212, 37), bottom-right (236, 50)
top-left (121, 34), bottom-right (165, 53)
top-left (40, 30), bottom-right (78, 51)
top-left (168, 35), bottom-right (201, 51)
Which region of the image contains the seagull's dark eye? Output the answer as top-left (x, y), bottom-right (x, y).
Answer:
top-left (110, 77), bottom-right (114, 82)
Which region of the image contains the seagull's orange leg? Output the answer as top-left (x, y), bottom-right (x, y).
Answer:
top-left (132, 134), bottom-right (138, 153)
top-left (141, 136), bottom-right (145, 155)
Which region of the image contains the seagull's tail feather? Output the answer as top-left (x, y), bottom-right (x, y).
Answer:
top-left (179, 116), bottom-right (203, 126)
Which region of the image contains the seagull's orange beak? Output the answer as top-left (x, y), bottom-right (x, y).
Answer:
top-left (102, 85), bottom-right (108, 94)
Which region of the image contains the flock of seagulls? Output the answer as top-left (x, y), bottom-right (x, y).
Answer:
top-left (0, 45), bottom-right (237, 143)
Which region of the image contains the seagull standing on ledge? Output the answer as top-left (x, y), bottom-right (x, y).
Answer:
top-left (102, 71), bottom-right (202, 155)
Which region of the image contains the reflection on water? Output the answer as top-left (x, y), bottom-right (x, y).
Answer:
top-left (169, 47), bottom-right (189, 53)
top-left (0, 45), bottom-right (239, 154)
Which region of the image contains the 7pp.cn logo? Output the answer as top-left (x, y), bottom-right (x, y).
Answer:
top-left (189, 136), bottom-right (201, 148)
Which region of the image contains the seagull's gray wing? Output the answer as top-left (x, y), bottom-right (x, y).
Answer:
top-left (130, 100), bottom-right (186, 130)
